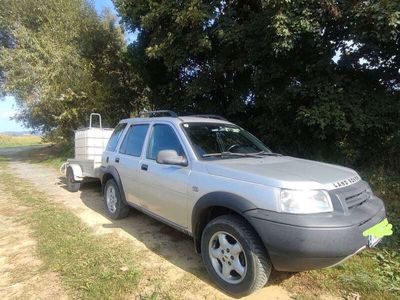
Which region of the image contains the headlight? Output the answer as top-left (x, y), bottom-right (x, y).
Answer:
top-left (279, 189), bottom-right (333, 214)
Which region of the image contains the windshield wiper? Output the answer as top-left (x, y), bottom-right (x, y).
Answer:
top-left (202, 152), bottom-right (264, 158)
top-left (252, 151), bottom-right (282, 156)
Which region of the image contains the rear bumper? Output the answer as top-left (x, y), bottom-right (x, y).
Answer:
top-left (245, 197), bottom-right (386, 272)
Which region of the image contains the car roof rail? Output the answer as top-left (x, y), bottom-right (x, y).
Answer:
top-left (187, 114), bottom-right (227, 121)
top-left (139, 110), bottom-right (178, 118)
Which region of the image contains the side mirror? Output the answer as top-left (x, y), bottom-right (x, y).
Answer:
top-left (156, 150), bottom-right (188, 167)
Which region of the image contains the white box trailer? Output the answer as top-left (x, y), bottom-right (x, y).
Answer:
top-left (61, 113), bottom-right (114, 192)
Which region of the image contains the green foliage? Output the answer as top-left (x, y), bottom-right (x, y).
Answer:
top-left (0, 0), bottom-right (147, 142)
top-left (366, 170), bottom-right (400, 250)
top-left (2, 0), bottom-right (399, 169)
top-left (373, 250), bottom-right (400, 292)
top-left (115, 0), bottom-right (400, 170)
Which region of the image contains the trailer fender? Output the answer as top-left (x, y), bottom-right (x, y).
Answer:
top-left (68, 164), bottom-right (84, 182)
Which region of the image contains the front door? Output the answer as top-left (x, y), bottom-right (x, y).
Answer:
top-left (138, 123), bottom-right (190, 228)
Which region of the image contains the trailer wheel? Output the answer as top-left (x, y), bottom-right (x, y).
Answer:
top-left (66, 167), bottom-right (81, 193)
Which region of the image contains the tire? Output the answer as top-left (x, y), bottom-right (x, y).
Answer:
top-left (103, 179), bottom-right (130, 219)
top-left (201, 214), bottom-right (271, 297)
top-left (66, 167), bottom-right (81, 193)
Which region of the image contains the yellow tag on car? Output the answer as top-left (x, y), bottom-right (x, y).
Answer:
top-left (362, 218), bottom-right (393, 238)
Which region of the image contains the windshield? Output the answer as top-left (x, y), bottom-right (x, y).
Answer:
top-left (182, 123), bottom-right (271, 159)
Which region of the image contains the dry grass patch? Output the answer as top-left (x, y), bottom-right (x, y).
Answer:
top-left (0, 134), bottom-right (44, 148)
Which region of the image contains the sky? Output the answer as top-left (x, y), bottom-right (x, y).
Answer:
top-left (93, 0), bottom-right (115, 14)
top-left (0, 96), bottom-right (24, 132)
top-left (0, 0), bottom-right (129, 133)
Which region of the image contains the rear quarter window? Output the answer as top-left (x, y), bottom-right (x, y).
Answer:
top-left (106, 123), bottom-right (127, 152)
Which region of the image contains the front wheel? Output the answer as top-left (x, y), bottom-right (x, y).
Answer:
top-left (104, 179), bottom-right (130, 219)
top-left (201, 215), bottom-right (271, 297)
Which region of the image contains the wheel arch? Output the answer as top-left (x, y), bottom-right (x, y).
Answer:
top-left (191, 192), bottom-right (258, 253)
top-left (67, 164), bottom-right (83, 181)
top-left (100, 166), bottom-right (128, 205)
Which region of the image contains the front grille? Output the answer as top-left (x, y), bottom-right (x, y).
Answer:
top-left (331, 180), bottom-right (371, 210)
top-left (345, 190), bottom-right (369, 209)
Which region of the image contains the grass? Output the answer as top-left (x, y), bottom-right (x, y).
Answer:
top-left (0, 157), bottom-right (144, 299)
top-left (0, 134), bottom-right (44, 148)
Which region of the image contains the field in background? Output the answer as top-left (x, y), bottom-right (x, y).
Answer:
top-left (0, 134), bottom-right (44, 148)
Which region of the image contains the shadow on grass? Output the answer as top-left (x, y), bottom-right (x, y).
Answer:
top-left (3, 144), bottom-right (72, 170)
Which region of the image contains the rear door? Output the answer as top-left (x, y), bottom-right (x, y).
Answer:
top-left (115, 123), bottom-right (149, 206)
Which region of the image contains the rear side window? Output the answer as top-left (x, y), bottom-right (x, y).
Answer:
top-left (106, 123), bottom-right (127, 152)
top-left (119, 124), bottom-right (149, 157)
top-left (147, 124), bottom-right (184, 160)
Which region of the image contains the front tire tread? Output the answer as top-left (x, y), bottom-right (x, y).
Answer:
top-left (201, 214), bottom-right (271, 297)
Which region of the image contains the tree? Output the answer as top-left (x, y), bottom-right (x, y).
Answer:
top-left (114, 0), bottom-right (400, 169)
top-left (0, 0), bottom-right (147, 142)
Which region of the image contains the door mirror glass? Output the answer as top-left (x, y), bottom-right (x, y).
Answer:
top-left (156, 150), bottom-right (188, 166)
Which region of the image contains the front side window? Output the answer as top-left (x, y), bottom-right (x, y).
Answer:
top-left (119, 124), bottom-right (149, 157)
top-left (182, 123), bottom-right (270, 159)
top-left (147, 124), bottom-right (185, 160)
top-left (106, 123), bottom-right (127, 152)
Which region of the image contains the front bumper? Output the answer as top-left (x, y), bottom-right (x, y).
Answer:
top-left (245, 196), bottom-right (387, 272)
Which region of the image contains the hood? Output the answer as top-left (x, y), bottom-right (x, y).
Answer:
top-left (204, 156), bottom-right (360, 190)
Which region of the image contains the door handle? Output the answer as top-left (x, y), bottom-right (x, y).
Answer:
top-left (141, 164), bottom-right (148, 171)
top-left (115, 157), bottom-right (120, 163)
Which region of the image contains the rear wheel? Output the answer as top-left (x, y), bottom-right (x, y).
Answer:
top-left (104, 179), bottom-right (130, 219)
top-left (66, 167), bottom-right (80, 193)
top-left (201, 214), bottom-right (271, 297)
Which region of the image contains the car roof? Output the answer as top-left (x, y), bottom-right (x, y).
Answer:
top-left (119, 116), bottom-right (234, 125)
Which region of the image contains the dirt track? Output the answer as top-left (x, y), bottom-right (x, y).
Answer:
top-left (2, 147), bottom-right (293, 299)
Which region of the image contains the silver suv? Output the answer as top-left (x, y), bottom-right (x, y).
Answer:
top-left (100, 110), bottom-right (388, 297)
